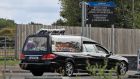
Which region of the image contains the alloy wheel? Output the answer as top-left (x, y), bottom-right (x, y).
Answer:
top-left (118, 62), bottom-right (127, 75)
top-left (65, 62), bottom-right (74, 76)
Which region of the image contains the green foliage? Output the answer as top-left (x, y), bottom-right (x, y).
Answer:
top-left (0, 28), bottom-right (15, 36)
top-left (59, 0), bottom-right (82, 26)
top-left (87, 64), bottom-right (115, 79)
top-left (133, 0), bottom-right (140, 28)
top-left (0, 18), bottom-right (16, 28)
top-left (114, 0), bottom-right (134, 28)
top-left (108, 0), bottom-right (140, 28)
top-left (86, 58), bottom-right (121, 79)
top-left (0, 18), bottom-right (16, 36)
top-left (28, 22), bottom-right (43, 25)
top-left (134, 12), bottom-right (140, 28)
top-left (58, 0), bottom-right (140, 28)
top-left (0, 60), bottom-right (19, 66)
top-left (52, 19), bottom-right (66, 26)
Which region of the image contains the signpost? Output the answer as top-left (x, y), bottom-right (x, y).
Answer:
top-left (81, 1), bottom-right (87, 37)
top-left (86, 1), bottom-right (116, 24)
top-left (81, 1), bottom-right (116, 53)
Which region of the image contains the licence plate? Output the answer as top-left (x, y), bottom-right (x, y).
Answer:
top-left (29, 56), bottom-right (39, 60)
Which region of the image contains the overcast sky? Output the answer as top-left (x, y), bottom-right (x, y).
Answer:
top-left (0, 0), bottom-right (61, 25)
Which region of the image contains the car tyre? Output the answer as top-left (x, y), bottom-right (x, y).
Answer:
top-left (117, 61), bottom-right (128, 76)
top-left (63, 62), bottom-right (74, 77)
top-left (30, 70), bottom-right (44, 76)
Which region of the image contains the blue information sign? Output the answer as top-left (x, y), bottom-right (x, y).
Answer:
top-left (87, 1), bottom-right (116, 8)
top-left (86, 1), bottom-right (116, 24)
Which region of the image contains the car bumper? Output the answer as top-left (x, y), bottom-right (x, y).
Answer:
top-left (19, 61), bottom-right (60, 72)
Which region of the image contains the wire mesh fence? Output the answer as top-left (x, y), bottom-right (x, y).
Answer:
top-left (0, 36), bottom-right (15, 60)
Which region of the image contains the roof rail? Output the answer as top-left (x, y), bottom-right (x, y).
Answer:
top-left (37, 28), bottom-right (65, 35)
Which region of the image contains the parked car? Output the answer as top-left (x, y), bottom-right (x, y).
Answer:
top-left (19, 29), bottom-right (128, 76)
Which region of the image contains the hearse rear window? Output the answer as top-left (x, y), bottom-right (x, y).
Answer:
top-left (52, 41), bottom-right (81, 52)
top-left (24, 37), bottom-right (47, 51)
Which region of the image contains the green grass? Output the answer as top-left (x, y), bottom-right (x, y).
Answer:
top-left (0, 56), bottom-right (16, 60)
top-left (0, 60), bottom-right (19, 66)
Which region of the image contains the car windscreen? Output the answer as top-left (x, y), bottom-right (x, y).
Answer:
top-left (23, 37), bottom-right (47, 51)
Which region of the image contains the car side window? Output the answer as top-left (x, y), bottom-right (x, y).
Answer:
top-left (83, 44), bottom-right (97, 53)
top-left (52, 41), bottom-right (81, 52)
top-left (96, 45), bottom-right (109, 54)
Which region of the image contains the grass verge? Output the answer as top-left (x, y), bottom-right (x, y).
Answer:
top-left (0, 60), bottom-right (19, 66)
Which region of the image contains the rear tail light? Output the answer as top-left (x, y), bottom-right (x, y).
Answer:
top-left (42, 54), bottom-right (56, 60)
top-left (20, 53), bottom-right (25, 60)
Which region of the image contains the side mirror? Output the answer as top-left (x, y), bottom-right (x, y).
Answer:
top-left (110, 52), bottom-right (113, 55)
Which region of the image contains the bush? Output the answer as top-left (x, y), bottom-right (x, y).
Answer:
top-left (86, 59), bottom-right (122, 79)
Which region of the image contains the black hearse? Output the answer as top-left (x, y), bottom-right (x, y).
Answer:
top-left (19, 29), bottom-right (128, 76)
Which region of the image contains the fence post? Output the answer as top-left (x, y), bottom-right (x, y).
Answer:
top-left (15, 25), bottom-right (18, 59)
top-left (111, 24), bottom-right (115, 53)
top-left (137, 49), bottom-right (140, 73)
top-left (3, 36), bottom-right (7, 79)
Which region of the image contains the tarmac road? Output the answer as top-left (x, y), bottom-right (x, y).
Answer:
top-left (4, 73), bottom-right (92, 79)
top-left (1, 71), bottom-right (139, 79)
top-left (0, 66), bottom-right (139, 79)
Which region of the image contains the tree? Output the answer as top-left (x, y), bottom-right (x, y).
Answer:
top-left (59, 0), bottom-right (82, 26)
top-left (114, 0), bottom-right (140, 28)
top-left (0, 28), bottom-right (15, 36)
top-left (28, 21), bottom-right (43, 25)
top-left (52, 19), bottom-right (66, 26)
top-left (133, 0), bottom-right (140, 28)
top-left (59, 0), bottom-right (115, 26)
top-left (0, 18), bottom-right (16, 28)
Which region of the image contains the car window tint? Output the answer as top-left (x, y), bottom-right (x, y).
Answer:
top-left (24, 37), bottom-right (47, 51)
top-left (83, 44), bottom-right (97, 53)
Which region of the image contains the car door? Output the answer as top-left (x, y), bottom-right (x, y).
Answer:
top-left (82, 43), bottom-right (103, 67)
top-left (52, 40), bottom-right (88, 71)
top-left (95, 45), bottom-right (110, 67)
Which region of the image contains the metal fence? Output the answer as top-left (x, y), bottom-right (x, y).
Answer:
top-left (0, 36), bottom-right (15, 59)
top-left (16, 24), bottom-right (140, 56)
